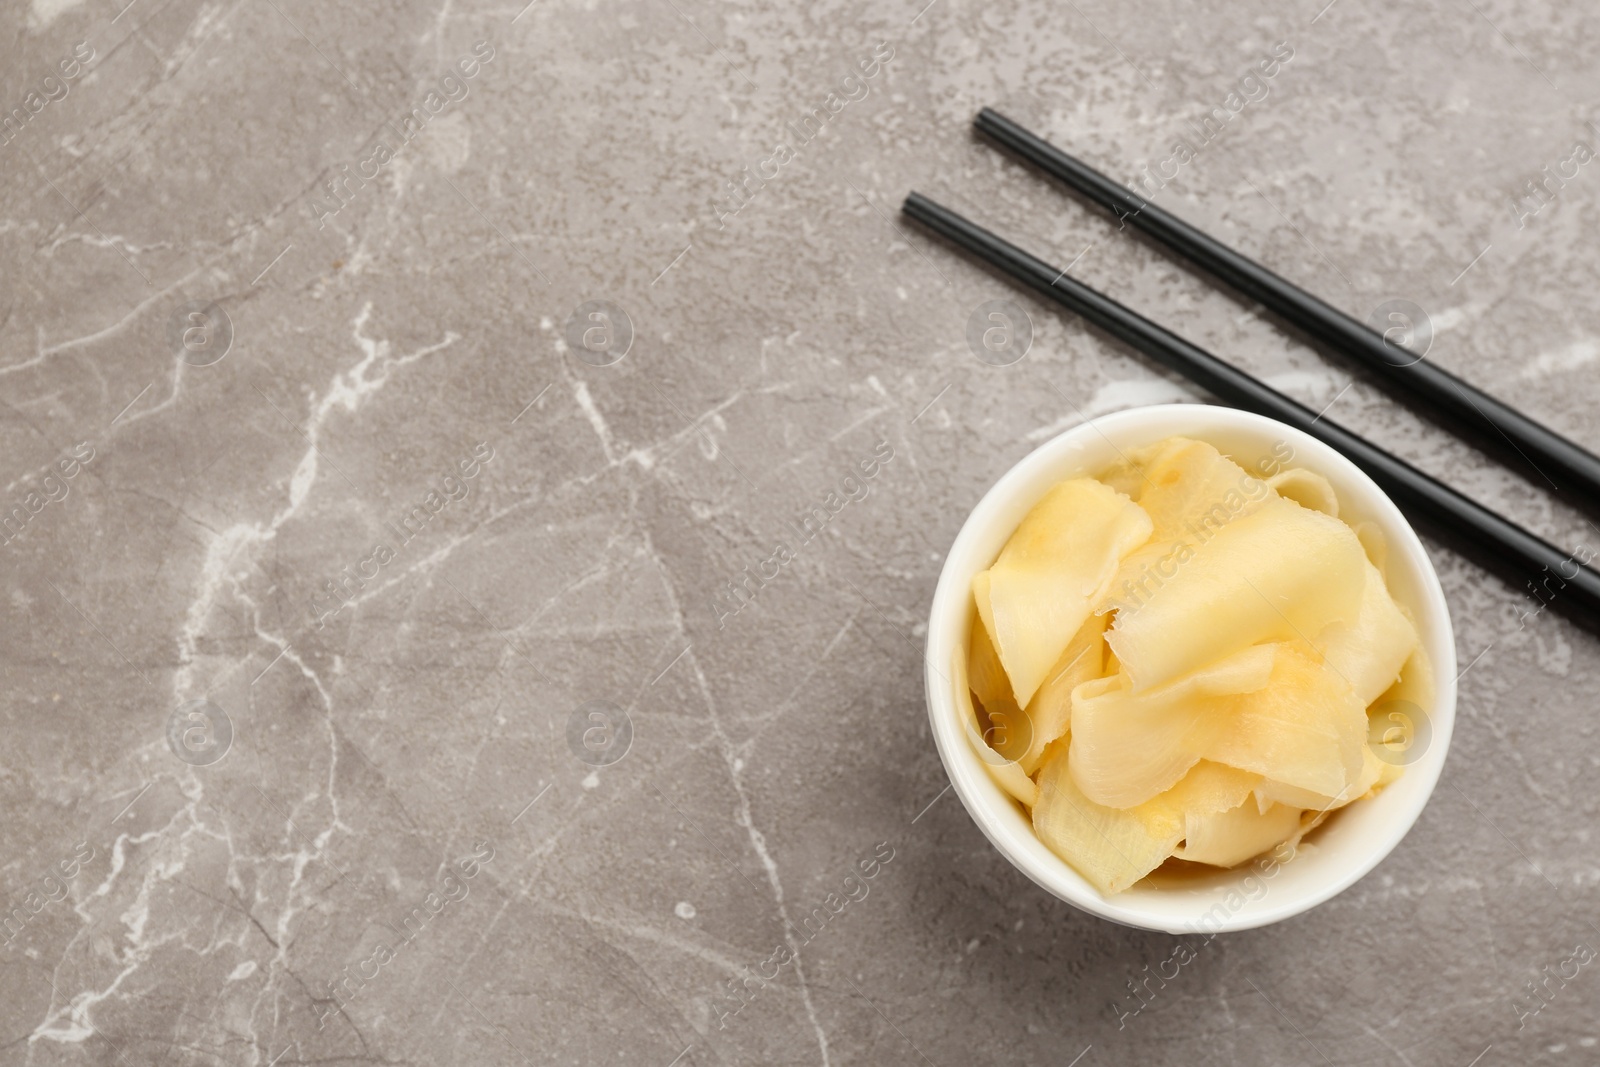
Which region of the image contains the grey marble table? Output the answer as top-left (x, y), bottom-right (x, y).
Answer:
top-left (3, 0), bottom-right (1598, 1063)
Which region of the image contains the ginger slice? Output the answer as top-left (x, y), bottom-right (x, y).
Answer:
top-left (1205, 642), bottom-right (1368, 801)
top-left (966, 594), bottom-right (1031, 765)
top-left (1018, 613), bottom-right (1109, 776)
top-left (1318, 560), bottom-right (1419, 706)
top-left (1254, 744), bottom-right (1383, 815)
top-left (1266, 467), bottom-right (1340, 517)
top-left (1034, 755), bottom-right (1258, 895)
top-left (1107, 496), bottom-right (1367, 691)
top-left (1068, 644), bottom-right (1278, 809)
top-left (951, 647), bottom-right (1035, 807)
top-left (1174, 800), bottom-right (1304, 868)
top-left (1102, 437), bottom-right (1274, 616)
top-left (1369, 646), bottom-right (1436, 787)
top-left (978, 478), bottom-right (1150, 706)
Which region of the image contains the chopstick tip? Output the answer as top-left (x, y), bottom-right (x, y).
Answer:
top-left (975, 106), bottom-right (1006, 131)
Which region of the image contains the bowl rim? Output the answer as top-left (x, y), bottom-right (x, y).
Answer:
top-left (923, 402), bottom-right (1458, 933)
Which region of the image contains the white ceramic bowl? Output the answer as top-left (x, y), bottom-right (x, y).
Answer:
top-left (924, 403), bottom-right (1457, 933)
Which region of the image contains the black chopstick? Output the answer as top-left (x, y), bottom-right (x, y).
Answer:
top-left (901, 191), bottom-right (1600, 632)
top-left (973, 106), bottom-right (1600, 507)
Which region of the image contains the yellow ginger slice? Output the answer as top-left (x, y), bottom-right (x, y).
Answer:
top-left (972, 570), bottom-right (999, 674)
top-left (1254, 744), bottom-right (1383, 815)
top-left (1206, 642), bottom-right (1368, 800)
top-left (1174, 800), bottom-right (1304, 868)
top-left (966, 592), bottom-right (1031, 765)
top-left (1266, 468), bottom-right (1340, 517)
top-left (1107, 496), bottom-right (1367, 691)
top-left (1354, 520), bottom-right (1388, 572)
top-left (1034, 755), bottom-right (1258, 895)
top-left (951, 647), bottom-right (1035, 807)
top-left (1069, 644), bottom-right (1279, 809)
top-left (978, 478), bottom-right (1151, 706)
top-left (1018, 613), bottom-right (1108, 776)
top-left (967, 575), bottom-right (1013, 709)
top-left (1318, 560), bottom-right (1419, 706)
top-left (1102, 438), bottom-right (1273, 615)
top-left (1098, 454), bottom-right (1149, 500)
top-left (1125, 436), bottom-right (1270, 534)
top-left (1369, 648), bottom-right (1436, 788)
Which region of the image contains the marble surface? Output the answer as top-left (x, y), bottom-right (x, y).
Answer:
top-left (3, 0), bottom-right (1599, 1063)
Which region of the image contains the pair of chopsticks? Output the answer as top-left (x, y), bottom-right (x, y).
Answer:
top-left (903, 109), bottom-right (1600, 632)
